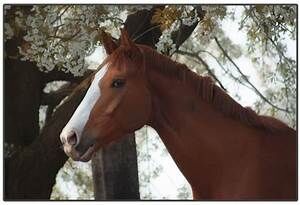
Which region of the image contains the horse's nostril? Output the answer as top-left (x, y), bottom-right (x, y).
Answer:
top-left (61, 137), bottom-right (66, 145)
top-left (67, 133), bottom-right (77, 146)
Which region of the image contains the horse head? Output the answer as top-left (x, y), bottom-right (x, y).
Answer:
top-left (60, 29), bottom-right (152, 161)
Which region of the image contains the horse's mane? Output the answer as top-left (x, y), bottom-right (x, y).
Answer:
top-left (109, 45), bottom-right (294, 134)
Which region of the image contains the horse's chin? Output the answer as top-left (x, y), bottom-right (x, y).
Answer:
top-left (64, 144), bottom-right (97, 162)
top-left (77, 144), bottom-right (96, 162)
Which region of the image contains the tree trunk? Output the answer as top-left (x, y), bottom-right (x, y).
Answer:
top-left (91, 134), bottom-right (139, 200)
top-left (5, 58), bottom-right (42, 146)
top-left (4, 69), bottom-right (92, 199)
top-left (90, 7), bottom-right (166, 199)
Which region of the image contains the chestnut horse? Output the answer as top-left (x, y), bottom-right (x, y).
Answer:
top-left (60, 30), bottom-right (296, 200)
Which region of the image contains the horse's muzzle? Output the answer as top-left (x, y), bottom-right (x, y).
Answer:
top-left (60, 129), bottom-right (97, 162)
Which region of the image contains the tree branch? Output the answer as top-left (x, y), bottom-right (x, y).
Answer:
top-left (124, 5), bottom-right (164, 48)
top-left (126, 5), bottom-right (204, 52)
top-left (41, 83), bottom-right (79, 124)
top-left (214, 37), bottom-right (290, 113)
top-left (41, 68), bottom-right (93, 83)
top-left (45, 105), bottom-right (54, 124)
top-left (41, 83), bottom-right (77, 106)
top-left (267, 36), bottom-right (293, 66)
top-left (176, 49), bottom-right (227, 91)
top-left (50, 5), bottom-right (71, 25)
top-left (172, 6), bottom-right (206, 51)
top-left (247, 7), bottom-right (294, 67)
top-left (197, 49), bottom-right (253, 90)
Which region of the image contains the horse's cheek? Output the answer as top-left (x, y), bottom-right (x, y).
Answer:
top-left (118, 93), bottom-right (149, 131)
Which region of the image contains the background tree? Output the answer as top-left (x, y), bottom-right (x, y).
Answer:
top-left (3, 4), bottom-right (203, 199)
top-left (4, 5), bottom-right (296, 199)
top-left (4, 5), bottom-right (144, 199)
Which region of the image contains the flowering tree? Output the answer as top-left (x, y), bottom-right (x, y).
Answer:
top-left (151, 5), bottom-right (296, 127)
top-left (4, 5), bottom-right (143, 199)
top-left (4, 4), bottom-right (296, 199)
top-left (4, 4), bottom-right (203, 199)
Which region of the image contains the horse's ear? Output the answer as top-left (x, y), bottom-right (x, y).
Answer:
top-left (100, 30), bottom-right (118, 55)
top-left (120, 28), bottom-right (135, 47)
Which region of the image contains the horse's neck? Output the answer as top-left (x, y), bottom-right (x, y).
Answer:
top-left (146, 65), bottom-right (262, 197)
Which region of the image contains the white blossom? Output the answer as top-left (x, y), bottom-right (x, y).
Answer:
top-left (155, 20), bottom-right (180, 55)
top-left (155, 6), bottom-right (201, 55)
top-left (16, 5), bottom-right (123, 76)
top-left (4, 5), bottom-right (11, 15)
top-left (4, 23), bottom-right (14, 40)
top-left (181, 6), bottom-right (198, 26)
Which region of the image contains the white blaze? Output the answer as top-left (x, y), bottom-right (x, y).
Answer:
top-left (60, 65), bottom-right (108, 144)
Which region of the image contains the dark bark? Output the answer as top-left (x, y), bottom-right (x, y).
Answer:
top-left (40, 82), bottom-right (77, 106)
top-left (172, 6), bottom-right (206, 50)
top-left (91, 134), bottom-right (139, 200)
top-left (124, 6), bottom-right (164, 48)
top-left (5, 68), bottom-right (94, 200)
top-left (41, 69), bottom-right (93, 84)
top-left (4, 58), bottom-right (42, 146)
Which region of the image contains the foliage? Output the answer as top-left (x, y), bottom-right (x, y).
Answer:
top-left (153, 5), bottom-right (199, 55)
top-left (239, 5), bottom-right (296, 127)
top-left (5, 5), bottom-right (123, 76)
top-left (177, 184), bottom-right (193, 199)
top-left (51, 159), bottom-right (94, 200)
top-left (135, 126), bottom-right (165, 199)
top-left (175, 5), bottom-right (296, 128)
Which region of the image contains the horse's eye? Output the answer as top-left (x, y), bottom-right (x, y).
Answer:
top-left (111, 79), bottom-right (126, 88)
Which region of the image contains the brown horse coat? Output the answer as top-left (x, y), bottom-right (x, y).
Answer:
top-left (61, 30), bottom-right (297, 200)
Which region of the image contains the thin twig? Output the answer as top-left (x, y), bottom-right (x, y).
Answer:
top-left (50, 5), bottom-right (71, 25)
top-left (48, 29), bottom-right (81, 42)
top-left (267, 36), bottom-right (293, 66)
top-left (197, 49), bottom-right (252, 90)
top-left (214, 37), bottom-right (290, 113)
top-left (176, 50), bottom-right (227, 92)
top-left (249, 7), bottom-right (294, 66)
top-left (132, 25), bottom-right (161, 42)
